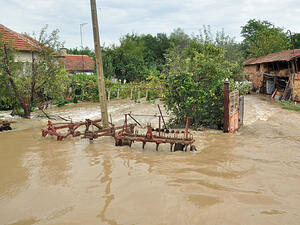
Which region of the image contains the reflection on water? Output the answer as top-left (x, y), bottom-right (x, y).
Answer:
top-left (98, 154), bottom-right (120, 225)
top-left (1, 95), bottom-right (300, 225)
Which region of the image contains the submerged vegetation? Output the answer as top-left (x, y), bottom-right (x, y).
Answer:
top-left (280, 100), bottom-right (300, 112)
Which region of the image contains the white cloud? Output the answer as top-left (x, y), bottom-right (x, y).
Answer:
top-left (0, 0), bottom-right (299, 48)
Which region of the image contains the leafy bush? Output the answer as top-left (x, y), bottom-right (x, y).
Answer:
top-left (0, 96), bottom-right (14, 110)
top-left (11, 106), bottom-right (24, 117)
top-left (54, 98), bottom-right (69, 107)
top-left (164, 44), bottom-right (235, 129)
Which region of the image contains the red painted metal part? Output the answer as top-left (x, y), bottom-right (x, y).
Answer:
top-left (82, 123), bottom-right (135, 140)
top-left (114, 114), bottom-right (196, 152)
top-left (41, 118), bottom-right (103, 141)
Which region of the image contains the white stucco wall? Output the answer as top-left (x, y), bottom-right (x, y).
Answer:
top-left (14, 51), bottom-right (35, 63)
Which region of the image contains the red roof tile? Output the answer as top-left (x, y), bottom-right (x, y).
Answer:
top-left (0, 24), bottom-right (41, 51)
top-left (244, 49), bottom-right (300, 65)
top-left (62, 54), bottom-right (95, 72)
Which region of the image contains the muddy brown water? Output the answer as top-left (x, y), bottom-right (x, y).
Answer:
top-left (0, 95), bottom-right (300, 225)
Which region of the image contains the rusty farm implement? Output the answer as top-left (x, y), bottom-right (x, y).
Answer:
top-left (41, 110), bottom-right (196, 152)
top-left (114, 113), bottom-right (196, 152)
top-left (42, 118), bottom-right (103, 141)
top-left (41, 117), bottom-right (136, 142)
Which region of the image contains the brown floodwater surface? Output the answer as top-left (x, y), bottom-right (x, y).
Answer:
top-left (0, 96), bottom-right (300, 225)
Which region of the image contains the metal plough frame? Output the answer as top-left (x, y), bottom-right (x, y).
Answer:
top-left (114, 114), bottom-right (196, 152)
top-left (41, 118), bottom-right (103, 141)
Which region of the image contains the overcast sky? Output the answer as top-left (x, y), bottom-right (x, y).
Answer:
top-left (1, 0), bottom-right (299, 49)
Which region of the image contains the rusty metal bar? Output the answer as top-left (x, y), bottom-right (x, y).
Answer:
top-left (185, 116), bottom-right (189, 139)
top-left (224, 78), bottom-right (230, 133)
top-left (128, 114), bottom-right (142, 127)
top-left (159, 116), bottom-right (161, 136)
top-left (129, 113), bottom-right (171, 117)
top-left (157, 104), bottom-right (167, 129)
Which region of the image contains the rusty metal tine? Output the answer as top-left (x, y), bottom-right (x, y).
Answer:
top-left (157, 104), bottom-right (167, 129)
top-left (128, 114), bottom-right (142, 127)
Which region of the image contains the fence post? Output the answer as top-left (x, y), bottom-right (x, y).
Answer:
top-left (130, 88), bottom-right (133, 100)
top-left (117, 87), bottom-right (120, 99)
top-left (224, 78), bottom-right (230, 133)
top-left (160, 87), bottom-right (163, 98)
top-left (108, 89), bottom-right (111, 101)
top-left (145, 89), bottom-right (148, 100)
top-left (137, 88), bottom-right (141, 103)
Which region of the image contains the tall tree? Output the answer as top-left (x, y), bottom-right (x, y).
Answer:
top-left (292, 33), bottom-right (300, 49)
top-left (241, 19), bottom-right (289, 58)
top-left (0, 26), bottom-right (67, 118)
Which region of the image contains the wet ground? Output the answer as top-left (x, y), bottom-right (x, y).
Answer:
top-left (0, 95), bottom-right (300, 225)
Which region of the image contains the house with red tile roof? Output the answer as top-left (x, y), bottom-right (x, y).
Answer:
top-left (0, 24), bottom-right (95, 75)
top-left (0, 24), bottom-right (41, 63)
top-left (60, 48), bottom-right (95, 74)
top-left (244, 49), bottom-right (300, 101)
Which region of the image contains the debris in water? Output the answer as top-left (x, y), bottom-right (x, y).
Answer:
top-left (0, 120), bottom-right (15, 132)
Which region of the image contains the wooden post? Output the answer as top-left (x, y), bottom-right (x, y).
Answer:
top-left (90, 0), bottom-right (109, 127)
top-left (145, 89), bottom-right (148, 100)
top-left (117, 87), bottom-right (120, 99)
top-left (137, 88), bottom-right (141, 103)
top-left (107, 89), bottom-right (111, 101)
top-left (130, 88), bottom-right (133, 100)
top-left (224, 78), bottom-right (230, 133)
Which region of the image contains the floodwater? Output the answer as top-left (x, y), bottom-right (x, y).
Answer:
top-left (0, 95), bottom-right (300, 225)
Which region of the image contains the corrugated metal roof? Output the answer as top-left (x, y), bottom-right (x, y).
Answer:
top-left (0, 24), bottom-right (41, 51)
top-left (244, 49), bottom-right (300, 65)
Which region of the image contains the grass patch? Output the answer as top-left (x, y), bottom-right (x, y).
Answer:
top-left (279, 100), bottom-right (300, 112)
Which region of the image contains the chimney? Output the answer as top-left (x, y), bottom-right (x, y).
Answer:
top-left (60, 48), bottom-right (68, 55)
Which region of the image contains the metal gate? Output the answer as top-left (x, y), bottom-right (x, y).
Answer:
top-left (224, 79), bottom-right (242, 133)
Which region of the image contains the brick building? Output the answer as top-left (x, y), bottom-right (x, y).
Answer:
top-left (244, 49), bottom-right (300, 101)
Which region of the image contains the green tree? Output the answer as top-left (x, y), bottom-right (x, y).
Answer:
top-left (241, 19), bottom-right (289, 58)
top-left (0, 25), bottom-right (67, 118)
top-left (164, 43), bottom-right (235, 128)
top-left (292, 33), bottom-right (300, 49)
top-left (169, 28), bottom-right (191, 51)
top-left (195, 26), bottom-right (245, 80)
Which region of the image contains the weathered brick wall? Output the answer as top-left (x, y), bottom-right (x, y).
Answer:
top-left (244, 65), bottom-right (263, 90)
top-left (260, 63), bottom-right (268, 73)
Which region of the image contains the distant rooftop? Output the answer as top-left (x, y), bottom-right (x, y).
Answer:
top-left (0, 24), bottom-right (41, 51)
top-left (244, 49), bottom-right (300, 65)
top-left (62, 54), bottom-right (95, 72)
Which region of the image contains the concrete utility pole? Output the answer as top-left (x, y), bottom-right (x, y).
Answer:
top-left (90, 0), bottom-right (109, 127)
